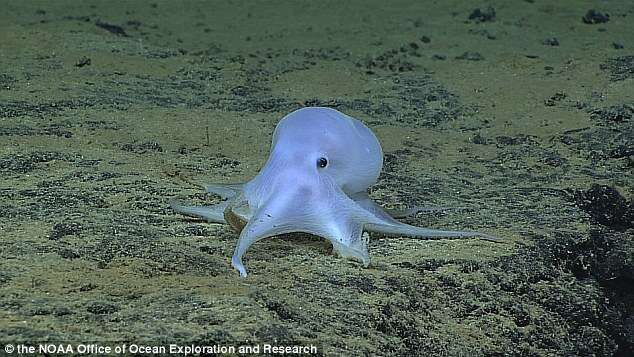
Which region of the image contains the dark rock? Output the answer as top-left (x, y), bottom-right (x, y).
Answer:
top-left (582, 10), bottom-right (610, 24)
top-left (471, 133), bottom-right (488, 145)
top-left (49, 222), bottom-right (82, 241)
top-left (357, 49), bottom-right (417, 73)
top-left (120, 141), bottom-right (163, 154)
top-left (455, 52), bottom-right (484, 61)
top-left (544, 92), bottom-right (566, 106)
top-left (608, 146), bottom-right (634, 159)
top-left (601, 56), bottom-right (634, 81)
top-left (86, 301), bottom-right (119, 315)
top-left (74, 56), bottom-right (91, 67)
top-left (58, 249), bottom-right (80, 260)
top-left (0, 152), bottom-right (53, 174)
top-left (543, 37), bottom-right (560, 46)
top-left (468, 7), bottom-right (496, 23)
top-left (589, 104), bottom-right (632, 124)
top-left (573, 185), bottom-right (633, 231)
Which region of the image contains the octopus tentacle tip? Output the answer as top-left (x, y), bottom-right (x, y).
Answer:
top-left (231, 256), bottom-right (248, 278)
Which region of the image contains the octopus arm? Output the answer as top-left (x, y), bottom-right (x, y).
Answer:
top-left (170, 183), bottom-right (245, 223)
top-left (232, 182), bottom-right (373, 277)
top-left (169, 199), bottom-right (230, 223)
top-left (203, 183), bottom-right (244, 199)
top-left (364, 221), bottom-right (501, 242)
top-left (350, 192), bottom-right (500, 242)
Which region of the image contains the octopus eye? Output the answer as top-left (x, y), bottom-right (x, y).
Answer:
top-left (316, 157), bottom-right (328, 168)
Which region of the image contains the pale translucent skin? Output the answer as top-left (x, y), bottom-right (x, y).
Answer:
top-left (171, 107), bottom-right (498, 277)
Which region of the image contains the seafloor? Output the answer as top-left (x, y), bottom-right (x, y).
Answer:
top-left (1, 1), bottom-right (632, 356)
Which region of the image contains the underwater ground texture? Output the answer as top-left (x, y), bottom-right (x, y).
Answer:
top-left (0, 1), bottom-right (632, 356)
